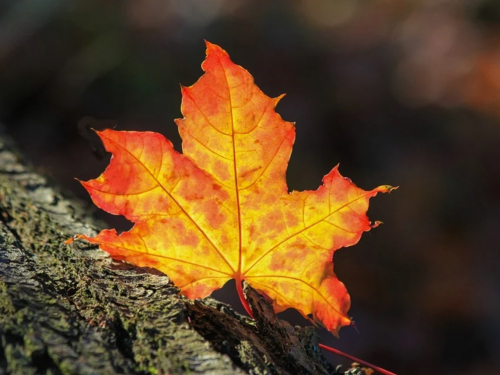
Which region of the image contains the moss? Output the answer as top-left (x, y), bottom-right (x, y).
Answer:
top-left (0, 281), bottom-right (16, 315)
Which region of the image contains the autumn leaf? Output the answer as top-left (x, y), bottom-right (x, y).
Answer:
top-left (72, 42), bottom-right (394, 336)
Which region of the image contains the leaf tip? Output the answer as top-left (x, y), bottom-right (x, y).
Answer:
top-left (330, 316), bottom-right (351, 337)
top-left (385, 185), bottom-right (398, 193)
top-left (64, 234), bottom-right (91, 245)
top-left (179, 84), bottom-right (190, 96)
top-left (273, 94), bottom-right (286, 106)
top-left (75, 178), bottom-right (91, 190)
top-left (78, 178), bottom-right (90, 189)
top-left (374, 185), bottom-right (398, 194)
top-left (204, 40), bottom-right (226, 57)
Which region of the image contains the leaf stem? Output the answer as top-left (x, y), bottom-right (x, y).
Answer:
top-left (235, 280), bottom-right (254, 318)
top-left (318, 344), bottom-right (397, 375)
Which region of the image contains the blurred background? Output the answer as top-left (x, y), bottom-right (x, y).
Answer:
top-left (1, 0), bottom-right (500, 374)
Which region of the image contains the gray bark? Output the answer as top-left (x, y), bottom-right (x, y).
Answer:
top-left (0, 130), bottom-right (348, 375)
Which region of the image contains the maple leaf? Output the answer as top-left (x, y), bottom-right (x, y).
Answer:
top-left (73, 42), bottom-right (394, 336)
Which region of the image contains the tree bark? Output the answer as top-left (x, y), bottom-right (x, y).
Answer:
top-left (0, 130), bottom-right (348, 375)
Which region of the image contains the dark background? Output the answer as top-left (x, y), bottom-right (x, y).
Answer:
top-left (1, 1), bottom-right (500, 374)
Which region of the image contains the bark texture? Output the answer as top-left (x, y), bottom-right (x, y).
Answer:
top-left (0, 130), bottom-right (352, 375)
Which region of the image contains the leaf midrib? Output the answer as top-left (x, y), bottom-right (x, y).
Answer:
top-left (213, 52), bottom-right (244, 280)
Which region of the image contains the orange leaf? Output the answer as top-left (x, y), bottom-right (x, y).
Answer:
top-left (74, 42), bottom-right (394, 336)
